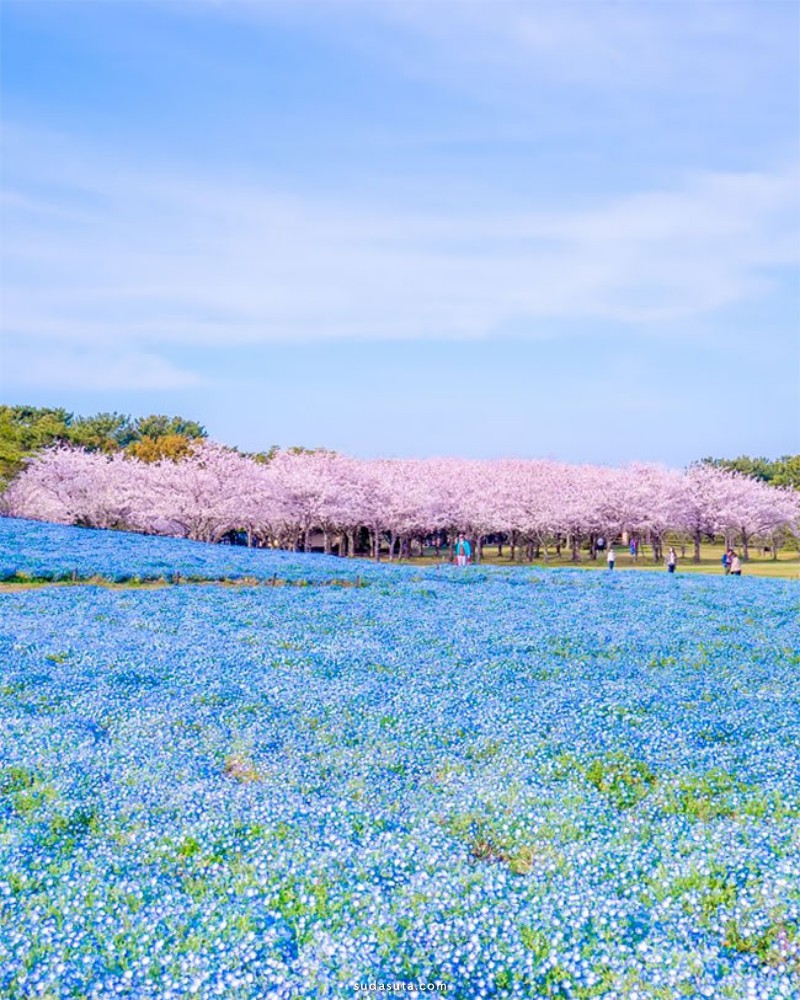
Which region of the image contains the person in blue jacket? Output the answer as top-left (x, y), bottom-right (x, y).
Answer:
top-left (455, 534), bottom-right (472, 566)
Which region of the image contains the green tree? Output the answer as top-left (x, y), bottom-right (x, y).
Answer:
top-left (0, 405), bottom-right (72, 485)
top-left (700, 454), bottom-right (800, 488)
top-left (0, 405), bottom-right (209, 486)
top-left (772, 456), bottom-right (800, 489)
top-left (69, 412), bottom-right (135, 452)
top-left (134, 414), bottom-right (206, 441)
top-left (249, 446), bottom-right (280, 464)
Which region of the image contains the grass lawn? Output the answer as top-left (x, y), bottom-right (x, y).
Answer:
top-left (398, 540), bottom-right (800, 579)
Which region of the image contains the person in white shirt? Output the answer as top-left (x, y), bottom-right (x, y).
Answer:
top-left (607, 546), bottom-right (616, 570)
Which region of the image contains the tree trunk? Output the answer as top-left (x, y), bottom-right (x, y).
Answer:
top-left (571, 535), bottom-right (581, 562)
top-left (323, 531), bottom-right (331, 555)
top-left (693, 529), bottom-right (701, 563)
top-left (740, 530), bottom-right (749, 561)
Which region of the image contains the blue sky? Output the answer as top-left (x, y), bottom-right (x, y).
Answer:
top-left (1, 0), bottom-right (798, 464)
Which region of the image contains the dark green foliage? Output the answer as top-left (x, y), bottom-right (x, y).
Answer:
top-left (133, 415), bottom-right (206, 441)
top-left (42, 810), bottom-right (101, 852)
top-left (700, 454), bottom-right (800, 489)
top-left (0, 765), bottom-right (38, 795)
top-left (0, 766), bottom-right (56, 816)
top-left (0, 406), bottom-right (72, 484)
top-left (69, 412), bottom-right (137, 452)
top-left (0, 405), bottom-right (207, 485)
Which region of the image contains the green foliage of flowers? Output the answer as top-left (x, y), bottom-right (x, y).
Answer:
top-left (723, 917), bottom-right (799, 970)
top-left (663, 769), bottom-right (753, 822)
top-left (584, 752), bottom-right (657, 810)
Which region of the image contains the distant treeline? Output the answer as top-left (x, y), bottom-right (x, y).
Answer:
top-left (0, 405), bottom-right (207, 485)
top-left (1, 403), bottom-right (798, 489)
top-left (700, 455), bottom-right (800, 489)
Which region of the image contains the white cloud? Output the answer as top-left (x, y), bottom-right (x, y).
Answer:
top-left (1, 343), bottom-right (204, 391)
top-left (220, 0), bottom-right (797, 96)
top-left (1, 127), bottom-right (798, 379)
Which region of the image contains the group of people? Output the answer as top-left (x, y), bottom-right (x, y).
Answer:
top-left (722, 549), bottom-right (743, 576)
top-left (452, 534), bottom-right (743, 576)
top-left (605, 545), bottom-right (677, 572)
top-left (610, 544), bottom-right (743, 575)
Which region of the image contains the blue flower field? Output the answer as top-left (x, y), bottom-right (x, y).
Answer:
top-left (0, 518), bottom-right (387, 585)
top-left (1, 521), bottom-right (799, 998)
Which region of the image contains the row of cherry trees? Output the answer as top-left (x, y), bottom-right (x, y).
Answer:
top-left (2, 443), bottom-right (798, 561)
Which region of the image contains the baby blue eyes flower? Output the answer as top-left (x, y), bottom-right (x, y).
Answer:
top-left (1, 519), bottom-right (799, 997)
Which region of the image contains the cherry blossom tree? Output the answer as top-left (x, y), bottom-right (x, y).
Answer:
top-left (718, 474), bottom-right (800, 560)
top-left (4, 444), bottom-right (798, 563)
top-left (136, 443), bottom-right (266, 542)
top-left (675, 464), bottom-right (741, 562)
top-left (2, 447), bottom-right (137, 529)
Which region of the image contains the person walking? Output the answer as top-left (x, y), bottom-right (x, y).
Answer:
top-left (454, 534), bottom-right (472, 567)
top-left (607, 546), bottom-right (616, 571)
top-left (667, 547), bottom-right (677, 573)
top-left (729, 552), bottom-right (742, 576)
